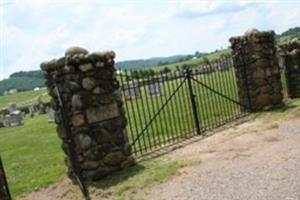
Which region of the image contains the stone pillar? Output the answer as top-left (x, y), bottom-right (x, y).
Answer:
top-left (229, 29), bottom-right (283, 111)
top-left (279, 38), bottom-right (300, 98)
top-left (41, 47), bottom-right (134, 181)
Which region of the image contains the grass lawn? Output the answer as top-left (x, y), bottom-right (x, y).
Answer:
top-left (0, 114), bottom-right (65, 197)
top-left (0, 88), bottom-right (50, 109)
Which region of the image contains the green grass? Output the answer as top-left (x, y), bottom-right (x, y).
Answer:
top-left (0, 114), bottom-right (65, 196)
top-left (0, 88), bottom-right (50, 109)
top-left (90, 158), bottom-right (198, 200)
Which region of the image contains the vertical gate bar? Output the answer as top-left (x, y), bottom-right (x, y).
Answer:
top-left (202, 65), bottom-right (214, 129)
top-left (186, 69), bottom-right (201, 135)
top-left (174, 72), bottom-right (190, 137)
top-left (145, 74), bottom-right (161, 146)
top-left (119, 70), bottom-right (137, 155)
top-left (138, 77), bottom-right (153, 151)
top-left (219, 58), bottom-right (233, 122)
top-left (160, 71), bottom-right (176, 141)
top-left (214, 60), bottom-right (226, 124)
top-left (0, 155), bottom-right (12, 200)
top-left (131, 72), bottom-right (148, 153)
top-left (207, 63), bottom-right (220, 128)
top-left (223, 58), bottom-right (236, 120)
top-left (184, 71), bottom-right (198, 137)
top-left (157, 72), bottom-right (168, 146)
top-left (125, 70), bottom-right (143, 155)
top-left (164, 71), bottom-right (180, 141)
top-left (193, 68), bottom-right (209, 131)
top-left (171, 71), bottom-right (186, 137)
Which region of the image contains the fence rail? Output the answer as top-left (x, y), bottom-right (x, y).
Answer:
top-left (120, 56), bottom-right (249, 156)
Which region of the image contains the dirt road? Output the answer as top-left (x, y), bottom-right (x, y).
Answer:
top-left (139, 107), bottom-right (300, 200)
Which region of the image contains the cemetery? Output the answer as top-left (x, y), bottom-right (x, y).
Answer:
top-left (0, 2), bottom-right (300, 198)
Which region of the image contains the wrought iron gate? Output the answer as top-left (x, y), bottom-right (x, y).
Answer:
top-left (120, 56), bottom-right (250, 157)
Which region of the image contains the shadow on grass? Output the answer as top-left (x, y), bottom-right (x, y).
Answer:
top-left (87, 164), bottom-right (145, 190)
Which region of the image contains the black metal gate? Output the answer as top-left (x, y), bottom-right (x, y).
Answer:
top-left (0, 155), bottom-right (12, 200)
top-left (120, 56), bottom-right (249, 157)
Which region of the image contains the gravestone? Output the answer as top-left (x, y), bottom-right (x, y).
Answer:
top-left (124, 82), bottom-right (140, 100)
top-left (8, 103), bottom-right (17, 113)
top-left (48, 109), bottom-right (55, 123)
top-left (148, 82), bottom-right (162, 96)
top-left (0, 115), bottom-right (4, 128)
top-left (29, 106), bottom-right (35, 118)
top-left (3, 111), bottom-right (23, 127)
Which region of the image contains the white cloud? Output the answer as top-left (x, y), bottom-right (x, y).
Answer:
top-left (1, 1), bottom-right (300, 79)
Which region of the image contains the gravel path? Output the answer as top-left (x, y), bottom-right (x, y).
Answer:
top-left (141, 116), bottom-right (300, 200)
top-left (19, 106), bottom-right (300, 200)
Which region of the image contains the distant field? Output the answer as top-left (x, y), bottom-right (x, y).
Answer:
top-left (149, 49), bottom-right (231, 72)
top-left (0, 88), bottom-right (50, 109)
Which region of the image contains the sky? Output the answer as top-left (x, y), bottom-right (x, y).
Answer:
top-left (0, 0), bottom-right (300, 80)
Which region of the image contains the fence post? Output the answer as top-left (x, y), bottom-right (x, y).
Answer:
top-left (0, 155), bottom-right (12, 200)
top-left (185, 69), bottom-right (201, 135)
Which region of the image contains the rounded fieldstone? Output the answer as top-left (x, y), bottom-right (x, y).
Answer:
top-left (82, 77), bottom-right (97, 90)
top-left (77, 134), bottom-right (92, 150)
top-left (103, 151), bottom-right (125, 166)
top-left (79, 63), bottom-right (93, 72)
top-left (68, 81), bottom-right (81, 92)
top-left (95, 62), bottom-right (105, 68)
top-left (256, 94), bottom-right (271, 106)
top-left (40, 59), bottom-right (57, 71)
top-left (65, 46), bottom-right (88, 57)
top-left (93, 87), bottom-right (105, 94)
top-left (80, 161), bottom-right (100, 170)
top-left (123, 143), bottom-right (132, 156)
top-left (72, 94), bottom-right (83, 109)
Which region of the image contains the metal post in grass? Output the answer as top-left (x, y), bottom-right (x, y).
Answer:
top-left (185, 69), bottom-right (201, 135)
top-left (0, 154), bottom-right (12, 200)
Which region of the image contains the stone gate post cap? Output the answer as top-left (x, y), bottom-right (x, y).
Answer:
top-left (244, 28), bottom-right (259, 36)
top-left (65, 46), bottom-right (89, 57)
top-left (40, 59), bottom-right (57, 71)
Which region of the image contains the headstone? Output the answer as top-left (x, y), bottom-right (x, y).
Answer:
top-left (148, 82), bottom-right (162, 96)
top-left (29, 106), bottom-right (35, 118)
top-left (48, 109), bottom-right (55, 123)
top-left (8, 103), bottom-right (17, 113)
top-left (124, 82), bottom-right (140, 100)
top-left (3, 111), bottom-right (23, 127)
top-left (0, 115), bottom-right (4, 128)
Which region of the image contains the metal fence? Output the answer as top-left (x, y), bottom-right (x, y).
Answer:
top-left (120, 56), bottom-right (249, 157)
